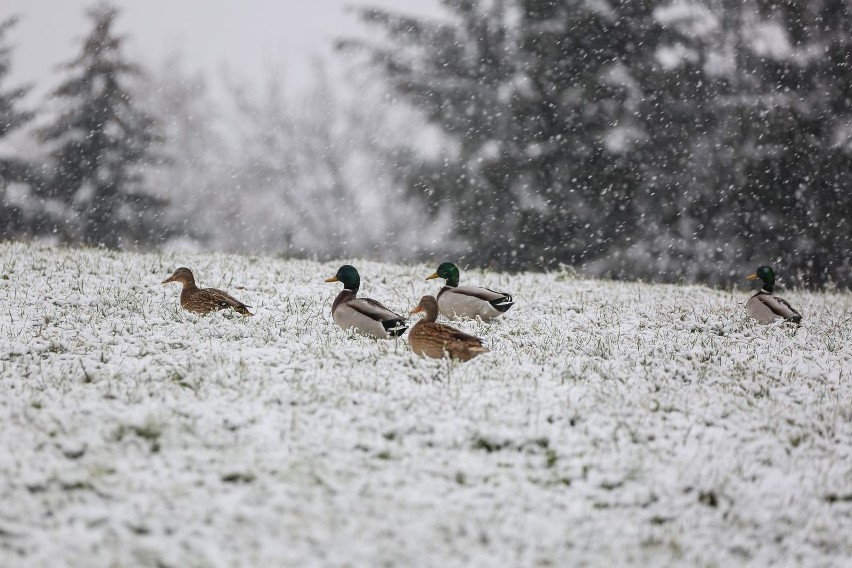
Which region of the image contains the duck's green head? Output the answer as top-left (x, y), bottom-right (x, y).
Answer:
top-left (426, 262), bottom-right (460, 287)
top-left (325, 265), bottom-right (360, 291)
top-left (747, 265), bottom-right (775, 291)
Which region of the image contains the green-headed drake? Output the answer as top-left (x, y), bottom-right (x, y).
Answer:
top-left (325, 265), bottom-right (408, 338)
top-left (425, 262), bottom-right (514, 320)
top-left (746, 265), bottom-right (802, 325)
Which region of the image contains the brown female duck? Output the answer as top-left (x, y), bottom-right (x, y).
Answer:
top-left (408, 295), bottom-right (489, 361)
top-left (162, 267), bottom-right (253, 316)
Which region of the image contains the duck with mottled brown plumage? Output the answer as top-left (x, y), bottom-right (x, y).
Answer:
top-left (408, 295), bottom-right (489, 361)
top-left (162, 267), bottom-right (253, 316)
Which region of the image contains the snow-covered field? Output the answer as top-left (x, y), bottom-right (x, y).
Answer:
top-left (1, 242), bottom-right (850, 567)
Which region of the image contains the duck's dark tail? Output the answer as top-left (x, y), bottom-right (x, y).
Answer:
top-left (490, 294), bottom-right (514, 313)
top-left (235, 305), bottom-right (254, 317)
top-left (383, 318), bottom-right (408, 337)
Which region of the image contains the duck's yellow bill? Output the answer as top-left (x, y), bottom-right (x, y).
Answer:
top-left (425, 272), bottom-right (439, 280)
top-left (324, 276), bottom-right (339, 282)
top-left (746, 273), bottom-right (758, 280)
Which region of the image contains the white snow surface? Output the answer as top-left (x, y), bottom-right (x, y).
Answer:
top-left (1, 243), bottom-right (850, 567)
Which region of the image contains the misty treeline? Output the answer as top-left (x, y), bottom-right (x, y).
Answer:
top-left (1, 1), bottom-right (850, 288)
top-left (345, 0), bottom-right (852, 288)
top-left (0, 3), bottom-right (440, 261)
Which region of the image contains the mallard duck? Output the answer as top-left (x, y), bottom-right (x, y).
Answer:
top-left (162, 267), bottom-right (253, 316)
top-left (408, 295), bottom-right (489, 361)
top-left (426, 262), bottom-right (514, 320)
top-left (325, 265), bottom-right (407, 338)
top-left (746, 265), bottom-right (802, 325)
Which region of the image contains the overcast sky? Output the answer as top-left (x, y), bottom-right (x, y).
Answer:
top-left (3, 0), bottom-right (442, 99)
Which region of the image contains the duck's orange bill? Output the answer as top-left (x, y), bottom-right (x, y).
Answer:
top-left (746, 273), bottom-right (758, 280)
top-left (425, 272), bottom-right (439, 280)
top-left (410, 306), bottom-right (424, 315)
top-left (324, 276), bottom-right (339, 282)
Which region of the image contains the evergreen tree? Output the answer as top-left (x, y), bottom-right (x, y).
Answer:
top-left (349, 1), bottom-right (517, 265)
top-left (628, 0), bottom-right (740, 284)
top-left (39, 2), bottom-right (164, 248)
top-left (348, 0), bottom-right (852, 287)
top-left (0, 16), bottom-right (35, 238)
top-left (347, 0), bottom-right (663, 270)
top-left (508, 0), bottom-right (660, 272)
top-left (735, 0), bottom-right (852, 287)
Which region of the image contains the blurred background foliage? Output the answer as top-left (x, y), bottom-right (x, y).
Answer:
top-left (1, 0), bottom-right (850, 288)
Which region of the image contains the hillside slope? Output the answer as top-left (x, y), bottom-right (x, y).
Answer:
top-left (1, 243), bottom-right (850, 567)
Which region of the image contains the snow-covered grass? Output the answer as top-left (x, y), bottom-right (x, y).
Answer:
top-left (1, 242), bottom-right (850, 567)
